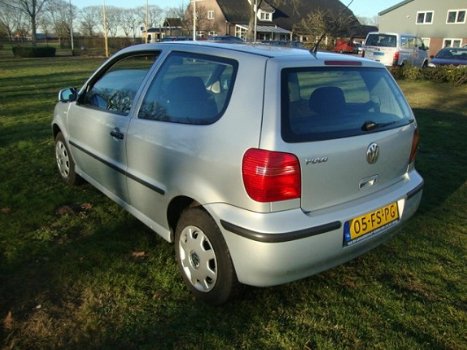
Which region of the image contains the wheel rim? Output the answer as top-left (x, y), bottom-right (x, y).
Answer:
top-left (55, 140), bottom-right (70, 179)
top-left (178, 225), bottom-right (218, 292)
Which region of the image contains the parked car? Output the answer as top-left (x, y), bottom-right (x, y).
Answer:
top-left (363, 32), bottom-right (429, 67)
top-left (334, 39), bottom-right (362, 54)
top-left (53, 42), bottom-right (423, 304)
top-left (207, 35), bottom-right (244, 43)
top-left (428, 47), bottom-right (467, 67)
top-left (261, 40), bottom-right (305, 49)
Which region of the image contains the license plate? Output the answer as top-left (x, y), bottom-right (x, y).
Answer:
top-left (374, 51), bottom-right (384, 56)
top-left (344, 202), bottom-right (399, 246)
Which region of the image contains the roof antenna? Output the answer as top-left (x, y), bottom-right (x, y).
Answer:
top-left (310, 33), bottom-right (326, 55)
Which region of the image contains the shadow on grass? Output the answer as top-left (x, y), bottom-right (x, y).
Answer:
top-left (412, 108), bottom-right (467, 213)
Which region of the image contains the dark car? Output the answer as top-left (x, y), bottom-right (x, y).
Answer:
top-left (207, 35), bottom-right (244, 43)
top-left (429, 47), bottom-right (467, 67)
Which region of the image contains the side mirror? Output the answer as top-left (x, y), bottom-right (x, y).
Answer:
top-left (58, 88), bottom-right (77, 103)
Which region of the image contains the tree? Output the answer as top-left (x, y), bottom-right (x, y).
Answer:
top-left (44, 0), bottom-right (77, 46)
top-left (120, 8), bottom-right (139, 39)
top-left (103, 6), bottom-right (120, 37)
top-left (0, 0), bottom-right (48, 45)
top-left (293, 1), bottom-right (358, 48)
top-left (79, 6), bottom-right (100, 37)
top-left (0, 1), bottom-right (28, 41)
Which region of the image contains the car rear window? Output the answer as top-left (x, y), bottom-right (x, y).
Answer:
top-left (365, 34), bottom-right (397, 47)
top-left (281, 67), bottom-right (413, 143)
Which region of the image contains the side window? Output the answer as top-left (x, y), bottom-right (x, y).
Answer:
top-left (80, 53), bottom-right (158, 115)
top-left (138, 51), bottom-right (238, 125)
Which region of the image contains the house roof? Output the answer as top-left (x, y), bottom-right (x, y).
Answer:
top-left (163, 18), bottom-right (183, 28)
top-left (378, 0), bottom-right (415, 16)
top-left (217, 0), bottom-right (360, 32)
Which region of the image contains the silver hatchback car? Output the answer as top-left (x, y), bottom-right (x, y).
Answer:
top-left (53, 42), bottom-right (423, 304)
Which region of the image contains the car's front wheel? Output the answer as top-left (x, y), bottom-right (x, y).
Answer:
top-left (55, 132), bottom-right (81, 185)
top-left (175, 207), bottom-right (238, 305)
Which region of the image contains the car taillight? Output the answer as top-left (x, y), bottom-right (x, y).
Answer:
top-left (242, 148), bottom-right (301, 202)
top-left (409, 127), bottom-right (420, 163)
top-left (393, 51), bottom-right (400, 66)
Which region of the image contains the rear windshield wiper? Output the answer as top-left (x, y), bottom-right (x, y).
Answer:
top-left (361, 120), bottom-right (396, 132)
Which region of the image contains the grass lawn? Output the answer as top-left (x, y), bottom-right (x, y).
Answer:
top-left (0, 57), bottom-right (466, 349)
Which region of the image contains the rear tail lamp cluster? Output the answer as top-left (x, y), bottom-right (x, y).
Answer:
top-left (392, 51), bottom-right (400, 66)
top-left (409, 127), bottom-right (420, 163)
top-left (242, 148), bottom-right (301, 203)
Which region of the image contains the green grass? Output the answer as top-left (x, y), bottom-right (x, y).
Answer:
top-left (1, 57), bottom-right (466, 349)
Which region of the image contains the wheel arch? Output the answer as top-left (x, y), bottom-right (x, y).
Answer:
top-left (167, 196), bottom-right (202, 240)
top-left (52, 123), bottom-right (62, 139)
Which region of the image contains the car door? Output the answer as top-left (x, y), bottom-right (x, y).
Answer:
top-left (125, 51), bottom-right (238, 235)
top-left (67, 52), bottom-right (158, 202)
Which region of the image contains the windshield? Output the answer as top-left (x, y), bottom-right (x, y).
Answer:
top-left (281, 67), bottom-right (413, 142)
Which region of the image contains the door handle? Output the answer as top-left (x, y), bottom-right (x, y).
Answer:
top-left (110, 128), bottom-right (124, 140)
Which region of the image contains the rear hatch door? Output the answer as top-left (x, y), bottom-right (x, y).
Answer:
top-left (279, 64), bottom-right (415, 212)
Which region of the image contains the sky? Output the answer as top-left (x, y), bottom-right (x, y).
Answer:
top-left (73, 0), bottom-right (402, 19)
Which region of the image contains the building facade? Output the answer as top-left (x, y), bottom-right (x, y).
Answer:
top-left (186, 0), bottom-right (364, 42)
top-left (378, 0), bottom-right (467, 56)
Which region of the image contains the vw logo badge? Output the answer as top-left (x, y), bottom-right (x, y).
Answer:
top-left (366, 143), bottom-right (379, 164)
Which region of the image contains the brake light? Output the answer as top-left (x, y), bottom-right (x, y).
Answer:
top-left (393, 51), bottom-right (400, 66)
top-left (242, 148), bottom-right (301, 202)
top-left (409, 128), bottom-right (420, 163)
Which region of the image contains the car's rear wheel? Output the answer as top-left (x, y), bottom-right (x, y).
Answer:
top-left (55, 132), bottom-right (81, 185)
top-left (175, 207), bottom-right (238, 305)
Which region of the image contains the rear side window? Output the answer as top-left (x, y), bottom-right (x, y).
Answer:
top-left (138, 51), bottom-right (238, 125)
top-left (281, 67), bottom-right (413, 142)
top-left (365, 34), bottom-right (397, 47)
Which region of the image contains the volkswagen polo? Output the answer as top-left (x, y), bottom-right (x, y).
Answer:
top-left (52, 42), bottom-right (423, 304)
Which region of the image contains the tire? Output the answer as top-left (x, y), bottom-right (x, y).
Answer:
top-left (55, 132), bottom-right (81, 185)
top-left (175, 207), bottom-right (238, 305)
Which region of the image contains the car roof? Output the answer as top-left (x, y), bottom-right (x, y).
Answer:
top-left (119, 41), bottom-right (378, 66)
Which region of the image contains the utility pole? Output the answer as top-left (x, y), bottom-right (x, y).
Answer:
top-left (254, 0), bottom-right (257, 43)
top-left (69, 0), bottom-right (74, 54)
top-left (103, 0), bottom-right (109, 57)
top-left (145, 0), bottom-right (149, 43)
top-left (191, 0), bottom-right (203, 41)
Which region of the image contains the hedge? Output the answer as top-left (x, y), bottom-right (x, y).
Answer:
top-left (12, 46), bottom-right (56, 58)
top-left (390, 64), bottom-right (467, 86)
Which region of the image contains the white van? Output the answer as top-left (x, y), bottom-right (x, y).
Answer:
top-left (363, 32), bottom-right (429, 68)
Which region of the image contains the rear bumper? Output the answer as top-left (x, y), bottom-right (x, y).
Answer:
top-left (205, 170), bottom-right (423, 287)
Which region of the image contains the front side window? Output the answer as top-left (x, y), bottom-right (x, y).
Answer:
top-left (447, 9), bottom-right (466, 23)
top-left (416, 11), bottom-right (434, 24)
top-left (138, 52), bottom-right (238, 125)
top-left (80, 53), bottom-right (158, 115)
top-left (281, 67), bottom-right (413, 142)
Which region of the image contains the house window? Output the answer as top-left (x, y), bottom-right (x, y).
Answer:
top-left (416, 11), bottom-right (434, 24)
top-left (443, 38), bottom-right (462, 48)
top-left (421, 38), bottom-right (431, 49)
top-left (258, 10), bottom-right (272, 21)
top-left (447, 9), bottom-right (466, 24)
top-left (208, 10), bottom-right (214, 20)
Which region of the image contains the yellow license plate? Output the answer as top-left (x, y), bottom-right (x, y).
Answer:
top-left (344, 202), bottom-right (399, 245)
